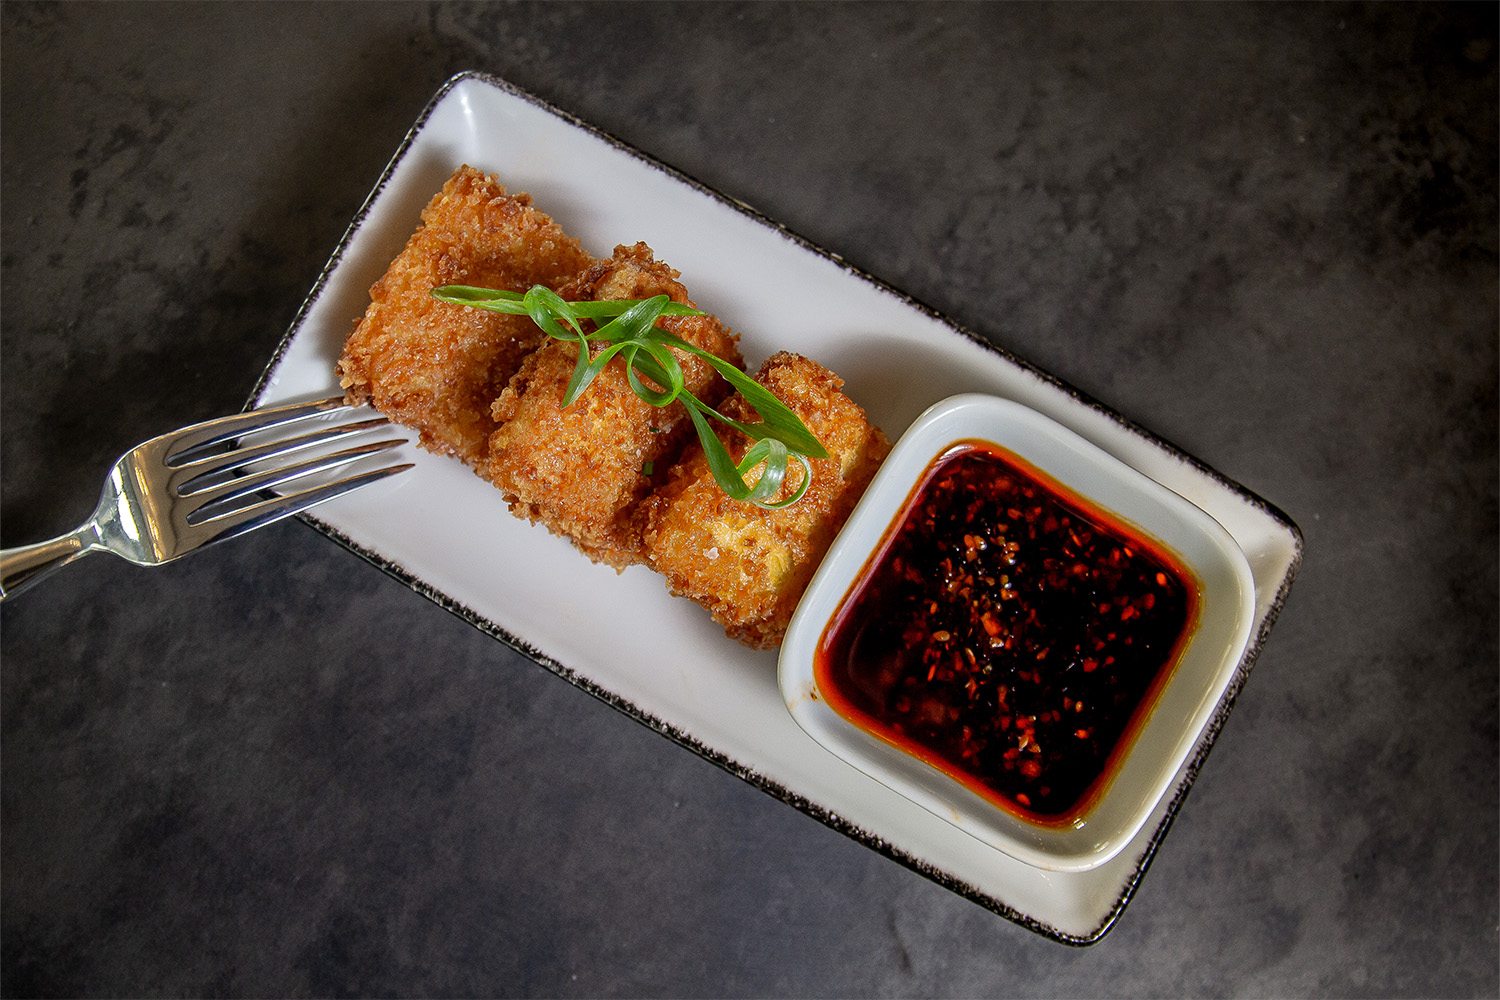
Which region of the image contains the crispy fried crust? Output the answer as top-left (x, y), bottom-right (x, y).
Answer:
top-left (337, 165), bottom-right (596, 466)
top-left (640, 352), bottom-right (891, 648)
top-left (485, 243), bottom-right (743, 569)
top-left (339, 169), bottom-right (891, 645)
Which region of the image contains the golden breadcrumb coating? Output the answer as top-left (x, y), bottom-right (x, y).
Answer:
top-left (486, 243), bottom-right (744, 570)
top-left (640, 351), bottom-right (891, 648)
top-left (337, 165), bottom-right (596, 466)
top-left (340, 168), bottom-right (891, 646)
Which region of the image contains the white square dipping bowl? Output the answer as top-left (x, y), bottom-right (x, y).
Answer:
top-left (779, 393), bottom-right (1257, 872)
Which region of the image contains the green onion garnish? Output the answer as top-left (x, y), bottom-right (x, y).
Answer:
top-left (432, 284), bottom-right (829, 509)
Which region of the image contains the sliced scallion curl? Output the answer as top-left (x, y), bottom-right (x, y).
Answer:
top-left (432, 284), bottom-right (827, 508)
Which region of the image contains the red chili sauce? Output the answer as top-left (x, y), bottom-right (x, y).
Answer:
top-left (814, 441), bottom-right (1199, 823)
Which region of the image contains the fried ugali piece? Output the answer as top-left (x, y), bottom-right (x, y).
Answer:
top-left (486, 243), bottom-right (743, 570)
top-left (641, 351), bottom-right (891, 649)
top-left (338, 165), bottom-right (596, 466)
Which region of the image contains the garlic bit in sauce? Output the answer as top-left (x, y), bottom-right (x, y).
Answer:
top-left (814, 441), bottom-right (1199, 823)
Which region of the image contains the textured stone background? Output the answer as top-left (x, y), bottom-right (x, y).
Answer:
top-left (3, 3), bottom-right (1495, 996)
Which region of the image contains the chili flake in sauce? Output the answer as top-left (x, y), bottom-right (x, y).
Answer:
top-left (814, 441), bottom-right (1198, 822)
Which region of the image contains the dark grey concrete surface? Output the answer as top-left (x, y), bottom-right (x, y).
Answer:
top-left (2, 3), bottom-right (1495, 996)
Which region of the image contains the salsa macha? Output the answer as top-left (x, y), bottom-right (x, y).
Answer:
top-left (814, 441), bottom-right (1199, 823)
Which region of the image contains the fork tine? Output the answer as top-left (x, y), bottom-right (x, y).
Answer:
top-left (162, 395), bottom-right (356, 466)
top-left (182, 438), bottom-right (407, 526)
top-left (175, 418), bottom-right (393, 497)
top-left (185, 461), bottom-right (415, 545)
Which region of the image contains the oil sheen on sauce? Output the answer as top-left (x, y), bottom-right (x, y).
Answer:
top-left (814, 441), bottom-right (1199, 824)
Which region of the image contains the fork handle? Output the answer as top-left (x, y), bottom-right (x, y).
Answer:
top-left (0, 529), bottom-right (96, 603)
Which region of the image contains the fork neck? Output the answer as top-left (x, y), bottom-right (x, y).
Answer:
top-left (0, 527), bottom-right (99, 602)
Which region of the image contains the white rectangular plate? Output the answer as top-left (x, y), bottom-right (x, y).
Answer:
top-left (252, 72), bottom-right (1302, 944)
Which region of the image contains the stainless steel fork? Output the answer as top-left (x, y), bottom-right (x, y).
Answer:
top-left (0, 396), bottom-right (412, 601)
